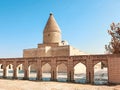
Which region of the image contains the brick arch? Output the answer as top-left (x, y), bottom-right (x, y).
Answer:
top-left (73, 60), bottom-right (86, 67)
top-left (41, 62), bottom-right (52, 74)
top-left (93, 60), bottom-right (108, 67)
top-left (56, 61), bottom-right (67, 67)
top-left (16, 63), bottom-right (25, 71)
top-left (101, 61), bottom-right (108, 67)
top-left (56, 63), bottom-right (67, 74)
top-left (0, 64), bottom-right (4, 69)
top-left (57, 63), bottom-right (67, 67)
top-left (56, 63), bottom-right (67, 71)
top-left (28, 62), bottom-right (38, 71)
top-left (0, 61), bottom-right (4, 69)
top-left (41, 61), bottom-right (51, 67)
top-left (6, 63), bottom-right (14, 71)
top-left (0, 61), bottom-right (4, 65)
top-left (93, 59), bottom-right (108, 84)
top-left (0, 64), bottom-right (6, 69)
top-left (6, 63), bottom-right (14, 67)
top-left (6, 61), bottom-right (14, 67)
top-left (28, 62), bottom-right (37, 67)
top-left (16, 62), bottom-right (25, 68)
top-left (73, 62), bottom-right (86, 70)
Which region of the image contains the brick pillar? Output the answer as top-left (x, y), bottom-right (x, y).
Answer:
top-left (67, 70), bottom-right (70, 82)
top-left (3, 65), bottom-right (7, 78)
top-left (86, 68), bottom-right (92, 83)
top-left (86, 70), bottom-right (94, 84)
top-left (86, 56), bottom-right (94, 84)
top-left (13, 61), bottom-right (17, 79)
top-left (3, 61), bottom-right (7, 78)
top-left (24, 68), bottom-right (29, 80)
top-left (37, 59), bottom-right (42, 80)
top-left (51, 59), bottom-right (57, 81)
top-left (70, 68), bottom-right (74, 82)
top-left (86, 70), bottom-right (91, 83)
top-left (67, 58), bottom-right (74, 82)
top-left (23, 60), bottom-right (29, 80)
top-left (13, 67), bottom-right (17, 79)
top-left (91, 68), bottom-right (94, 84)
top-left (24, 69), bottom-right (29, 80)
top-left (51, 69), bottom-right (56, 81)
top-left (67, 69), bottom-right (74, 82)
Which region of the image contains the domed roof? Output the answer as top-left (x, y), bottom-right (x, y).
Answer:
top-left (43, 13), bottom-right (61, 33)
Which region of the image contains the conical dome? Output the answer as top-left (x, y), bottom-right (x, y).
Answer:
top-left (43, 13), bottom-right (62, 44)
top-left (43, 13), bottom-right (61, 33)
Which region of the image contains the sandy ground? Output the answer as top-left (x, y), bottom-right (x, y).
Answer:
top-left (0, 79), bottom-right (119, 90)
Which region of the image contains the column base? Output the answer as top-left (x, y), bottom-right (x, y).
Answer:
top-left (50, 78), bottom-right (57, 81)
top-left (67, 79), bottom-right (71, 82)
top-left (12, 77), bottom-right (18, 79)
top-left (23, 77), bottom-right (29, 80)
top-left (71, 80), bottom-right (75, 83)
top-left (36, 78), bottom-right (42, 81)
top-left (67, 79), bottom-right (75, 82)
top-left (3, 76), bottom-right (7, 79)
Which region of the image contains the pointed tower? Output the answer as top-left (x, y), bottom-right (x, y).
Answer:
top-left (43, 13), bottom-right (61, 44)
top-left (23, 13), bottom-right (87, 58)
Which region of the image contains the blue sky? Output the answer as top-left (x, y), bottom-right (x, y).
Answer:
top-left (0, 0), bottom-right (120, 57)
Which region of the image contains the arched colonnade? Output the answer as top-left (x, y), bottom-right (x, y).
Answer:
top-left (0, 55), bottom-right (108, 84)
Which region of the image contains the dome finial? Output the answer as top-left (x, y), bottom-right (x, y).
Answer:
top-left (50, 12), bottom-right (53, 16)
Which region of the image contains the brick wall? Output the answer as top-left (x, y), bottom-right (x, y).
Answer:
top-left (108, 56), bottom-right (120, 84)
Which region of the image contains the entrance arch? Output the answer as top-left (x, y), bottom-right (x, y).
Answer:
top-left (17, 64), bottom-right (24, 79)
top-left (0, 64), bottom-right (3, 77)
top-left (74, 62), bottom-right (86, 83)
top-left (57, 63), bottom-right (67, 82)
top-left (6, 64), bottom-right (13, 79)
top-left (42, 63), bottom-right (51, 81)
top-left (28, 64), bottom-right (37, 80)
top-left (94, 62), bottom-right (108, 84)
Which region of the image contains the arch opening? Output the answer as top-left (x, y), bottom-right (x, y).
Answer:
top-left (28, 64), bottom-right (37, 80)
top-left (6, 64), bottom-right (13, 79)
top-left (94, 62), bottom-right (108, 85)
top-left (57, 63), bottom-right (67, 82)
top-left (42, 63), bottom-right (51, 81)
top-left (0, 64), bottom-right (3, 77)
top-left (17, 64), bottom-right (24, 79)
top-left (74, 62), bottom-right (86, 83)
